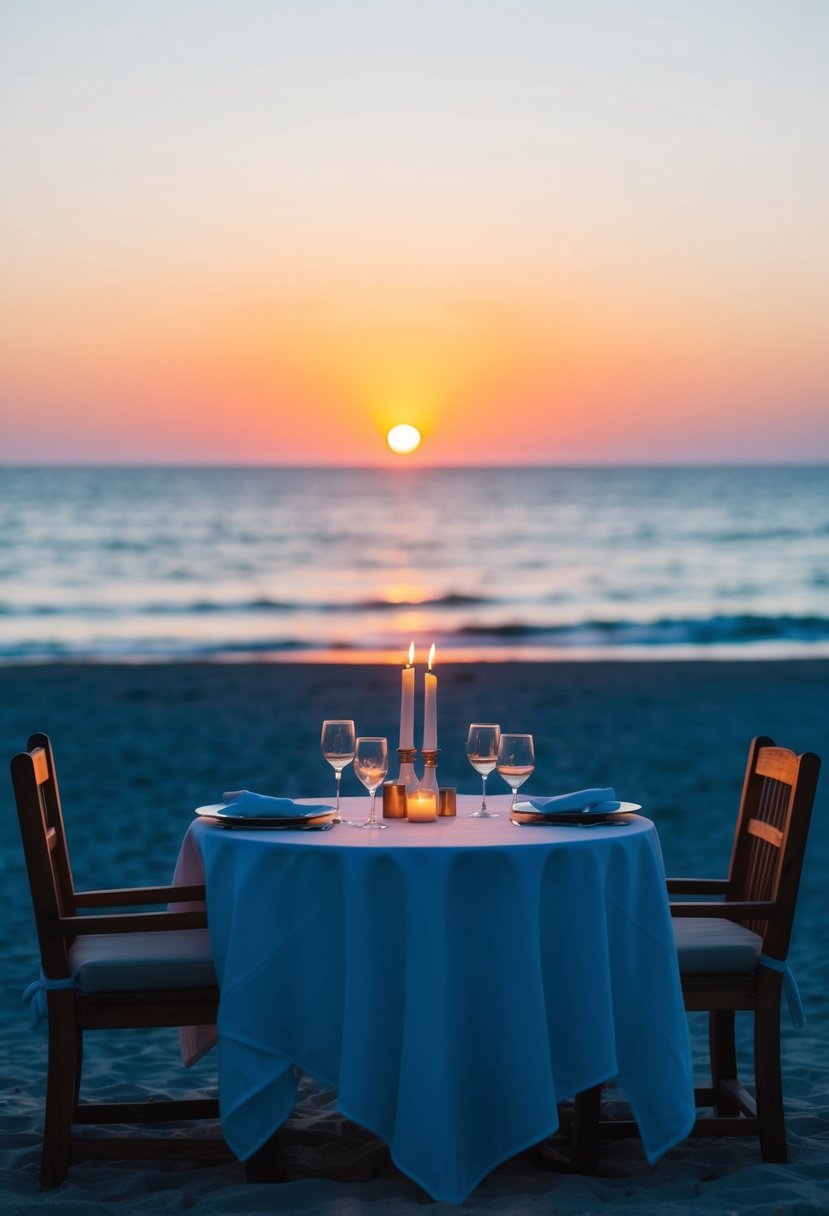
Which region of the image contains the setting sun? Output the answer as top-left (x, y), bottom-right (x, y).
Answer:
top-left (386, 424), bottom-right (422, 455)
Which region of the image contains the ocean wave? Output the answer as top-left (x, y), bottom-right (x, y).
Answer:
top-left (358, 592), bottom-right (489, 610)
top-left (2, 613), bottom-right (829, 664)
top-left (452, 614), bottom-right (829, 647)
top-left (0, 591), bottom-right (493, 617)
top-left (0, 637), bottom-right (315, 660)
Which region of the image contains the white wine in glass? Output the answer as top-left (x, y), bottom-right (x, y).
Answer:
top-left (466, 723), bottom-right (501, 818)
top-left (496, 733), bottom-right (535, 809)
top-left (321, 719), bottom-right (356, 823)
top-left (352, 736), bottom-right (389, 830)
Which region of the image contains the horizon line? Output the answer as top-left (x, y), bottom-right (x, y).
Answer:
top-left (2, 459), bottom-right (829, 471)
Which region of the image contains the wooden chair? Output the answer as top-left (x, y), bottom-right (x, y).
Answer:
top-left (571, 736), bottom-right (821, 1171)
top-left (11, 732), bottom-right (228, 1187)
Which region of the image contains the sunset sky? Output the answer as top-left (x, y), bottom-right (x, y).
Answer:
top-left (1, 1), bottom-right (827, 465)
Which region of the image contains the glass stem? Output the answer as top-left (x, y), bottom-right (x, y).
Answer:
top-left (334, 768), bottom-right (342, 813)
top-left (369, 789), bottom-right (377, 826)
top-left (481, 773), bottom-right (488, 811)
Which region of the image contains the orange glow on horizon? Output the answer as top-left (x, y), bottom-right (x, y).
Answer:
top-left (2, 237), bottom-right (827, 464)
top-left (383, 583), bottom-right (431, 605)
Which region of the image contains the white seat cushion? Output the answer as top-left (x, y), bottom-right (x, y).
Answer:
top-left (673, 916), bottom-right (763, 975)
top-left (68, 929), bottom-right (216, 992)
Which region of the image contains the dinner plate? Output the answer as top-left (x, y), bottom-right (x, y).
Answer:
top-left (510, 800), bottom-right (641, 826)
top-left (195, 804), bottom-right (336, 830)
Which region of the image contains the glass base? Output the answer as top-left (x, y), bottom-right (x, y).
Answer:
top-left (469, 808), bottom-right (499, 818)
top-left (352, 819), bottom-right (388, 829)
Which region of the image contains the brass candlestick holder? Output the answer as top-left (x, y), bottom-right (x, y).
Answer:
top-left (396, 747), bottom-right (419, 794)
top-left (419, 748), bottom-right (440, 794)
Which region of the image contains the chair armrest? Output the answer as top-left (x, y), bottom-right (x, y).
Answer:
top-left (669, 900), bottom-right (777, 920)
top-left (75, 884), bottom-right (206, 907)
top-left (666, 878), bottom-right (729, 895)
top-left (55, 909), bottom-right (208, 935)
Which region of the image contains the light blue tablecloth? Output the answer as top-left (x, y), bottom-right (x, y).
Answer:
top-left (174, 795), bottom-right (694, 1203)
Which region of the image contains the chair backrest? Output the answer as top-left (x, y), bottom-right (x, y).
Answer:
top-left (10, 733), bottom-right (78, 979)
top-left (726, 736), bottom-right (820, 958)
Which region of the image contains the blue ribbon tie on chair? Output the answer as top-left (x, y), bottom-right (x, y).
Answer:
top-left (23, 972), bottom-right (76, 1029)
top-left (758, 955), bottom-right (805, 1029)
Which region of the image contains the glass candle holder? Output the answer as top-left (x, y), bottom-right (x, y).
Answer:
top-left (407, 789), bottom-right (438, 822)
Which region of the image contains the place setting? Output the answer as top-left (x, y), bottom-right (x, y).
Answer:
top-left (510, 789), bottom-right (641, 828)
top-left (194, 790), bottom-right (337, 830)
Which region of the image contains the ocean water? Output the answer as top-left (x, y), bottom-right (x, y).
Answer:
top-left (1, 465), bottom-right (828, 662)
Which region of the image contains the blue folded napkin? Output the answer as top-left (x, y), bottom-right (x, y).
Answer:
top-left (521, 787), bottom-right (619, 813)
top-left (222, 790), bottom-right (334, 819)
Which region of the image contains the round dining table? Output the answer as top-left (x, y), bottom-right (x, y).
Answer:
top-left (173, 793), bottom-right (695, 1204)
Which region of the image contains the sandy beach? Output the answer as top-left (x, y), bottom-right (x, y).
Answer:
top-left (1, 659), bottom-right (827, 1214)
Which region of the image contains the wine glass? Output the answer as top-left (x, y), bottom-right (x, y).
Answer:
top-left (321, 719), bottom-right (355, 823)
top-left (351, 737), bottom-right (389, 830)
top-left (496, 733), bottom-right (535, 809)
top-left (466, 723), bottom-right (501, 818)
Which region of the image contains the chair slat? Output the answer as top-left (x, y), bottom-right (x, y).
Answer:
top-left (59, 909), bottom-right (208, 935)
top-left (755, 747), bottom-right (800, 784)
top-left (31, 746), bottom-right (50, 785)
top-left (747, 819), bottom-right (783, 848)
top-left (74, 1097), bottom-right (220, 1124)
top-left (70, 1135), bottom-right (231, 1162)
top-left (75, 883), bottom-right (206, 907)
top-left (760, 778), bottom-right (787, 831)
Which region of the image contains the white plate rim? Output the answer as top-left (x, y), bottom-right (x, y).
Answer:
top-left (512, 799), bottom-right (642, 819)
top-left (194, 802), bottom-right (335, 824)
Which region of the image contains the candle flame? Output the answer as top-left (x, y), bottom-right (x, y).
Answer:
top-left (407, 641), bottom-right (415, 666)
top-left (428, 642), bottom-right (436, 670)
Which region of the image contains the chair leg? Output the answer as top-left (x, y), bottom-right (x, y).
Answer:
top-left (571, 1084), bottom-right (602, 1174)
top-left (755, 970), bottom-right (786, 1163)
top-left (72, 1022), bottom-right (83, 1118)
top-left (244, 1129), bottom-right (284, 1182)
top-left (709, 1010), bottom-right (740, 1116)
top-left (40, 992), bottom-right (78, 1187)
